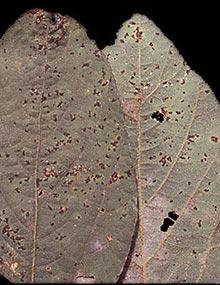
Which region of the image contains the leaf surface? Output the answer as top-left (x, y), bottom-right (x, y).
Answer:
top-left (103, 14), bottom-right (220, 283)
top-left (0, 10), bottom-right (137, 283)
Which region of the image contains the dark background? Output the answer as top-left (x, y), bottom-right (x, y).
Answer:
top-left (0, 0), bottom-right (219, 101)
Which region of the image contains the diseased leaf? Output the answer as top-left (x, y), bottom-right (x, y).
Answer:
top-left (103, 14), bottom-right (220, 283)
top-left (0, 10), bottom-right (137, 283)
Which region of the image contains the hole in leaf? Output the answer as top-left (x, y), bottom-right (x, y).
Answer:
top-left (168, 211), bottom-right (179, 221)
top-left (151, 111), bottom-right (165, 123)
top-left (160, 217), bottom-right (174, 232)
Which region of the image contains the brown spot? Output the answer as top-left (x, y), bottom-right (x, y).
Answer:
top-left (122, 99), bottom-right (140, 121)
top-left (106, 234), bottom-right (113, 242)
top-left (44, 64), bottom-right (51, 72)
top-left (135, 27), bottom-right (143, 42)
top-left (99, 207), bottom-right (105, 213)
top-left (76, 275), bottom-right (96, 283)
top-left (10, 262), bottom-right (18, 273)
top-left (187, 134), bottom-right (200, 143)
top-left (211, 136), bottom-right (218, 143)
top-left (159, 155), bottom-right (172, 167)
top-left (109, 172), bottom-right (118, 184)
top-left (59, 206), bottom-right (67, 214)
top-left (149, 42), bottom-right (155, 50)
top-left (38, 189), bottom-right (44, 197)
top-left (44, 167), bottom-right (55, 177)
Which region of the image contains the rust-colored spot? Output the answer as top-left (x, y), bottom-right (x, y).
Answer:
top-left (109, 172), bottom-right (118, 184)
top-left (10, 262), bottom-right (18, 273)
top-left (149, 42), bottom-right (155, 50)
top-left (106, 234), bottom-right (113, 242)
top-left (211, 136), bottom-right (218, 143)
top-left (122, 99), bottom-right (140, 121)
top-left (44, 167), bottom-right (55, 177)
top-left (59, 206), bottom-right (67, 214)
top-left (135, 26), bottom-right (143, 43)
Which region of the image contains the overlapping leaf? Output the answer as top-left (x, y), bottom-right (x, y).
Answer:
top-left (0, 10), bottom-right (137, 283)
top-left (103, 14), bottom-right (220, 283)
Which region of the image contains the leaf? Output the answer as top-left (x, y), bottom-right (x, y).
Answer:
top-left (103, 14), bottom-right (220, 283)
top-left (0, 9), bottom-right (137, 283)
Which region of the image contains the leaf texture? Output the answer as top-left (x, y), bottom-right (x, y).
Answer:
top-left (103, 14), bottom-right (220, 283)
top-left (0, 10), bottom-right (137, 283)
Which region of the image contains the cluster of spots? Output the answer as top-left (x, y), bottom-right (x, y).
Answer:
top-left (160, 211), bottom-right (179, 232)
top-left (44, 167), bottom-right (56, 177)
top-left (1, 224), bottom-right (25, 251)
top-left (109, 170), bottom-right (130, 185)
top-left (30, 9), bottom-right (69, 51)
top-left (187, 134), bottom-right (200, 144)
top-left (119, 21), bottom-right (144, 44)
top-left (84, 173), bottom-right (104, 186)
top-left (159, 155), bottom-right (172, 167)
top-left (46, 133), bottom-right (73, 154)
top-left (109, 135), bottom-right (121, 152)
top-left (55, 232), bottom-right (66, 241)
top-left (135, 26), bottom-right (143, 43)
top-left (44, 65), bottom-right (62, 78)
top-left (70, 165), bottom-right (91, 176)
top-left (64, 164), bottom-right (91, 186)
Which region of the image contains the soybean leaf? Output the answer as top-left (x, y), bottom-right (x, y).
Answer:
top-left (103, 14), bottom-right (220, 283)
top-left (0, 9), bottom-right (137, 283)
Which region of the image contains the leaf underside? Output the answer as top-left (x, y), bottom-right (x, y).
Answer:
top-left (103, 14), bottom-right (220, 283)
top-left (0, 10), bottom-right (137, 283)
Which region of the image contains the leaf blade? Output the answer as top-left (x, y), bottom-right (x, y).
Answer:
top-left (103, 14), bottom-right (220, 283)
top-left (0, 10), bottom-right (137, 283)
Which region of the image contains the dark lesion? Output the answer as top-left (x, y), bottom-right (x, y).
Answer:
top-left (31, 9), bottom-right (70, 49)
top-left (50, 13), bottom-right (61, 25)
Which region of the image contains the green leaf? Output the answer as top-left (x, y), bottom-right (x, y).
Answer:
top-left (0, 10), bottom-right (137, 283)
top-left (103, 14), bottom-right (220, 283)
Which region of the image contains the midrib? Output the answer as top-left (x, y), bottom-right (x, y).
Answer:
top-left (136, 41), bottom-right (146, 282)
top-left (31, 28), bottom-right (48, 282)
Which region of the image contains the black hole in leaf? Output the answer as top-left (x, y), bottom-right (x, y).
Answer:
top-left (168, 211), bottom-right (179, 221)
top-left (151, 111), bottom-right (164, 123)
top-left (160, 217), bottom-right (174, 232)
